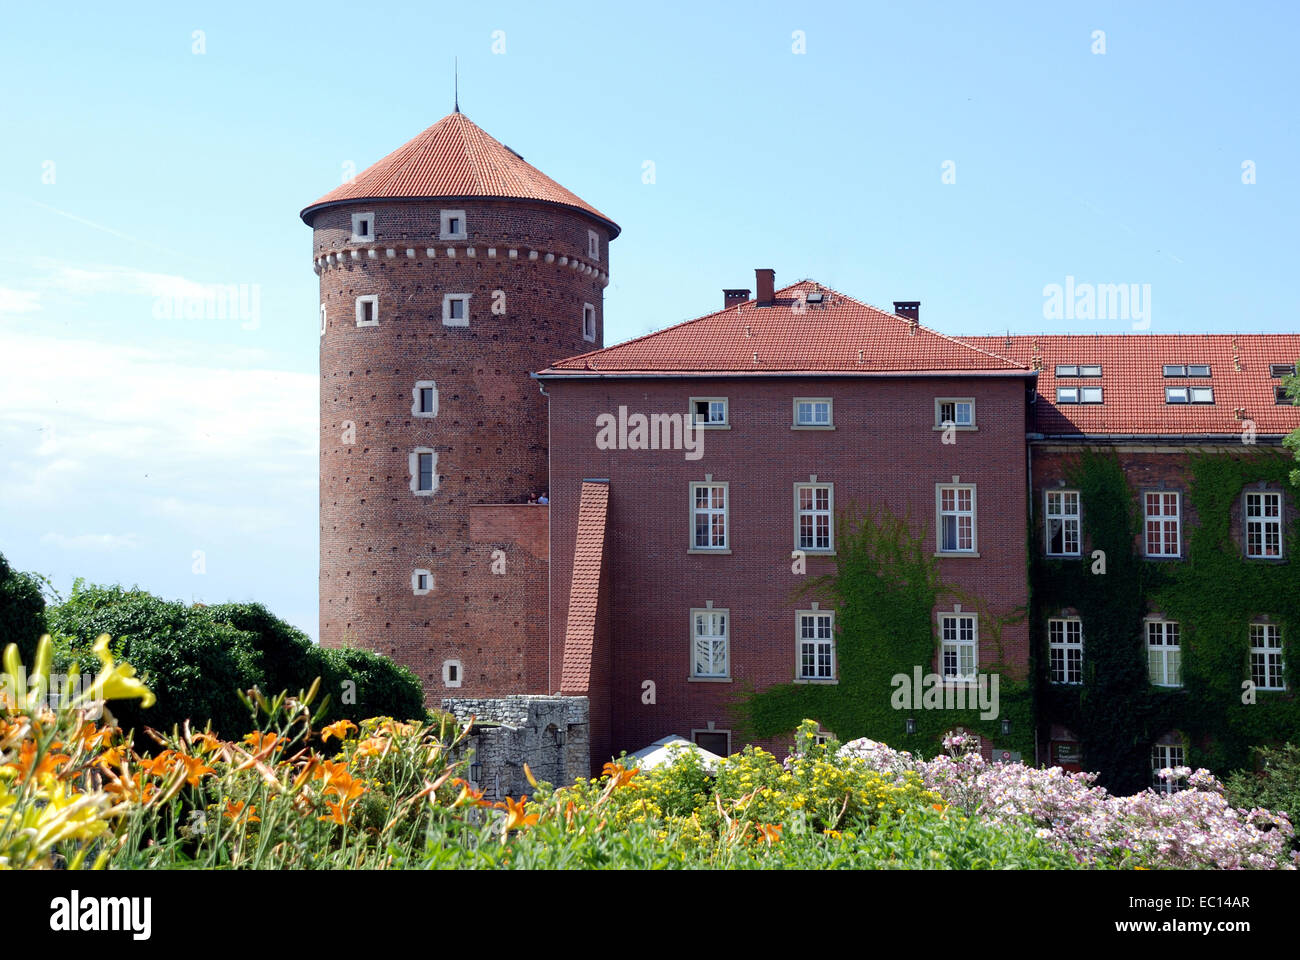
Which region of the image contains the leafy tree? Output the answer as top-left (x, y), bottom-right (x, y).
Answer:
top-left (1284, 366), bottom-right (1300, 487)
top-left (0, 550), bottom-right (49, 663)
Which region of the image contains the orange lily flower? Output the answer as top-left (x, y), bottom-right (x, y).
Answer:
top-left (242, 731), bottom-right (280, 755)
top-left (354, 736), bottom-right (389, 759)
top-left (320, 719), bottom-right (357, 743)
top-left (323, 769), bottom-right (366, 803)
top-left (495, 795), bottom-right (538, 832)
top-left (190, 731), bottom-right (222, 754)
top-left (449, 777), bottom-right (490, 808)
top-left (103, 770), bottom-right (157, 805)
top-left (319, 799), bottom-right (355, 825)
top-left (175, 753), bottom-right (215, 786)
top-left (756, 823), bottom-right (783, 845)
top-left (8, 739), bottom-right (71, 780)
top-left (224, 799), bottom-right (260, 823)
top-left (601, 761), bottom-right (639, 788)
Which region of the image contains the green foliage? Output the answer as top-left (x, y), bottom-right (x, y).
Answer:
top-left (1037, 448), bottom-right (1300, 791)
top-left (1281, 366), bottom-right (1300, 487)
top-left (0, 551), bottom-right (48, 664)
top-left (44, 582), bottom-right (428, 737)
top-left (737, 505), bottom-right (1032, 758)
top-left (1223, 742), bottom-right (1300, 832)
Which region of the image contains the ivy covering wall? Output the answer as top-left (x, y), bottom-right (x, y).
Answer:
top-left (735, 505), bottom-right (1033, 760)
top-left (1036, 447), bottom-right (1299, 793)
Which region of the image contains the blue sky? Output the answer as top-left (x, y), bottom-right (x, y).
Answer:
top-left (1, 1), bottom-right (1296, 641)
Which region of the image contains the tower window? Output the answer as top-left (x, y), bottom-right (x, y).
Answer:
top-left (588, 230), bottom-right (600, 261)
top-left (442, 294), bottom-right (470, 327)
top-left (440, 210), bottom-right (467, 241)
top-left (411, 570), bottom-right (433, 595)
top-left (412, 381), bottom-right (438, 418)
top-left (350, 212), bottom-right (375, 242)
top-left (582, 303), bottom-right (596, 343)
top-left (442, 659), bottom-right (462, 688)
top-left (320, 304), bottom-right (326, 336)
top-left (410, 449), bottom-right (437, 495)
top-left (356, 295), bottom-right (379, 327)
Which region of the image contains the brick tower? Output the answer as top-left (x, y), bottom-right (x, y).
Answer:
top-left (302, 111), bottom-right (618, 702)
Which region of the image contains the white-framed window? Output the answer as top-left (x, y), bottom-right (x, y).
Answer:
top-left (1056, 386), bottom-right (1103, 404)
top-left (355, 295), bottom-right (379, 327)
top-left (796, 609), bottom-right (835, 681)
top-left (793, 397), bottom-right (833, 428)
top-left (691, 608), bottom-right (729, 679)
top-left (1146, 620), bottom-right (1182, 687)
top-left (320, 304), bottom-right (326, 336)
top-left (935, 398), bottom-right (975, 429)
top-left (794, 481), bottom-right (833, 552)
top-left (412, 570), bottom-right (433, 595)
top-left (1056, 364), bottom-right (1103, 377)
top-left (690, 397), bottom-right (729, 428)
top-left (1151, 741), bottom-right (1186, 794)
top-left (690, 481), bottom-right (728, 550)
top-left (350, 212), bottom-right (375, 242)
top-left (582, 303), bottom-right (596, 343)
top-left (1048, 617), bottom-right (1083, 685)
top-left (936, 483), bottom-right (977, 554)
top-left (411, 381), bottom-right (438, 418)
top-left (1245, 492), bottom-right (1283, 559)
top-left (442, 659), bottom-right (462, 688)
top-left (1250, 624), bottom-right (1286, 691)
top-left (1165, 386), bottom-right (1189, 404)
top-left (939, 612), bottom-right (978, 682)
top-left (442, 293), bottom-right (470, 327)
top-left (410, 448), bottom-right (437, 495)
top-left (439, 210), bottom-right (467, 241)
top-left (587, 229), bottom-right (600, 261)
top-left (1144, 492), bottom-right (1181, 557)
top-left (691, 728), bottom-right (731, 756)
top-left (1045, 490), bottom-right (1082, 557)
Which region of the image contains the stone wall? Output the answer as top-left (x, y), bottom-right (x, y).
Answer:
top-left (441, 695), bottom-right (589, 801)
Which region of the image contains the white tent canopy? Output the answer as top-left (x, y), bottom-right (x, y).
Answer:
top-left (624, 735), bottom-right (723, 771)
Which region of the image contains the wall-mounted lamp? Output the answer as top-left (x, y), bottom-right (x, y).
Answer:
top-left (469, 760), bottom-right (482, 782)
top-left (554, 727), bottom-right (566, 747)
top-left (905, 718), bottom-right (917, 735)
top-left (1001, 718), bottom-right (1012, 737)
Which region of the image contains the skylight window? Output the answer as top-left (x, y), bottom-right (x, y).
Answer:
top-left (1055, 364), bottom-right (1103, 378)
top-left (1270, 364), bottom-right (1297, 378)
top-left (1164, 364), bottom-right (1211, 378)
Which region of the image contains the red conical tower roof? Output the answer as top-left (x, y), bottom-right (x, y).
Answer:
top-left (300, 112), bottom-right (619, 236)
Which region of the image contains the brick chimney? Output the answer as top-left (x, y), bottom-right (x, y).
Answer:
top-left (894, 301), bottom-right (920, 322)
top-left (724, 288), bottom-right (751, 308)
top-left (756, 269), bottom-right (775, 306)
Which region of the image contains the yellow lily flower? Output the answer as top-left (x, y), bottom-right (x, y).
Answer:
top-left (88, 635), bottom-right (155, 708)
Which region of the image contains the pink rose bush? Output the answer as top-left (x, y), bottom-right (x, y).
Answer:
top-left (838, 732), bottom-right (1295, 870)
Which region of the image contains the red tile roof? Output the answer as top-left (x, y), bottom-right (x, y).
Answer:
top-left (560, 480), bottom-right (609, 694)
top-left (540, 282), bottom-right (1028, 376)
top-left (964, 334), bottom-right (1300, 436)
top-left (300, 112), bottom-right (618, 235)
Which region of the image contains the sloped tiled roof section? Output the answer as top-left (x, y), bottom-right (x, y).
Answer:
top-left (539, 282), bottom-right (1028, 376)
top-left (300, 112), bottom-right (618, 234)
top-left (560, 480), bottom-right (610, 694)
top-left (964, 334), bottom-right (1300, 436)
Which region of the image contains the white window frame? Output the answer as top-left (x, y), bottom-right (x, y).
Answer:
top-left (1245, 491), bottom-right (1283, 559)
top-left (1165, 386), bottom-right (1189, 404)
top-left (1045, 489), bottom-right (1082, 557)
top-left (690, 607), bottom-right (730, 680)
top-left (1250, 623), bottom-right (1285, 691)
top-left (587, 229), bottom-right (600, 261)
top-left (793, 397), bottom-right (834, 429)
top-left (796, 608), bottom-right (836, 682)
top-left (442, 659), bottom-right (462, 688)
top-left (690, 728), bottom-right (732, 756)
top-left (1146, 619), bottom-right (1182, 687)
top-left (1048, 617), bottom-right (1083, 685)
top-left (412, 381), bottom-right (438, 419)
top-left (410, 448), bottom-right (438, 496)
top-left (319, 303), bottom-right (327, 336)
top-left (689, 481), bottom-right (729, 552)
top-left (412, 569), bottom-right (433, 595)
top-left (1151, 742), bottom-right (1186, 794)
top-left (355, 295), bottom-right (379, 327)
top-left (936, 482), bottom-right (978, 555)
top-left (794, 480), bottom-right (834, 553)
top-left (689, 397), bottom-right (729, 429)
top-left (1144, 491), bottom-right (1181, 558)
top-left (439, 209), bottom-right (467, 241)
top-left (442, 293), bottom-right (471, 327)
top-left (582, 303), bottom-right (597, 343)
top-left (934, 398), bottom-right (976, 430)
top-left (1189, 386), bottom-right (1215, 404)
top-left (350, 212), bottom-right (375, 243)
top-left (939, 612), bottom-right (978, 683)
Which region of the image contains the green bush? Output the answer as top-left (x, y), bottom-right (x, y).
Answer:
top-left (0, 551), bottom-right (48, 664)
top-left (308, 645), bottom-right (427, 726)
top-left (1224, 742), bottom-right (1300, 848)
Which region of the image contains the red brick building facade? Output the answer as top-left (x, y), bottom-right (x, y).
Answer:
top-left (306, 114), bottom-right (1300, 776)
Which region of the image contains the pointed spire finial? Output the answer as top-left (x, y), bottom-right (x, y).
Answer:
top-left (454, 57), bottom-right (459, 113)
